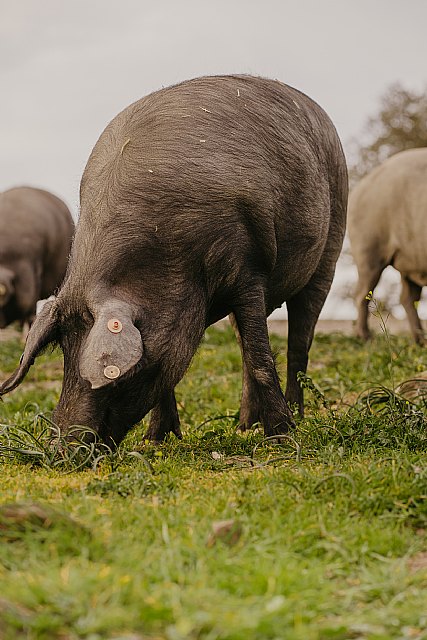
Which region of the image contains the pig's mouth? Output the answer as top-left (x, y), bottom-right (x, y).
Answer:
top-left (52, 368), bottom-right (155, 450)
top-left (51, 392), bottom-right (110, 449)
top-left (54, 412), bottom-right (135, 453)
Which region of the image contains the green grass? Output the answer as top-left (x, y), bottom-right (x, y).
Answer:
top-left (0, 325), bottom-right (427, 639)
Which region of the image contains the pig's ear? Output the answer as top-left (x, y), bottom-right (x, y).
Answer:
top-left (0, 300), bottom-right (58, 396)
top-left (79, 300), bottom-right (143, 389)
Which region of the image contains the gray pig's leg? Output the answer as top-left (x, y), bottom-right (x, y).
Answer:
top-left (20, 312), bottom-right (36, 343)
top-left (145, 390), bottom-right (182, 441)
top-left (400, 276), bottom-right (424, 345)
top-left (232, 296), bottom-right (294, 436)
top-left (21, 322), bottom-right (31, 343)
top-left (354, 266), bottom-right (383, 340)
top-left (229, 312), bottom-right (260, 430)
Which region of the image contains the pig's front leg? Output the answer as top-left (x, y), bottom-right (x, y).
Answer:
top-left (145, 390), bottom-right (182, 442)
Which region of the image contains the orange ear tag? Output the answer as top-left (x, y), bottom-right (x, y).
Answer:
top-left (107, 318), bottom-right (123, 333)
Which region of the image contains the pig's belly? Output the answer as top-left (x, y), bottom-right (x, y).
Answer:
top-left (403, 271), bottom-right (427, 287)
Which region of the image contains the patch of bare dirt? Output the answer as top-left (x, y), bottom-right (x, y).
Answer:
top-left (216, 316), bottom-right (413, 337)
top-left (408, 552), bottom-right (427, 574)
top-left (0, 327), bottom-right (21, 342)
top-left (267, 317), bottom-right (413, 337)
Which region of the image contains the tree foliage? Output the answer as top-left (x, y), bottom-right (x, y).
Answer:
top-left (350, 83), bottom-right (427, 184)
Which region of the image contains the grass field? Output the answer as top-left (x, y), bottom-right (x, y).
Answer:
top-left (0, 321), bottom-right (427, 640)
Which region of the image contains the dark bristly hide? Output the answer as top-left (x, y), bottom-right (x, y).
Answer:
top-left (0, 75), bottom-right (348, 446)
top-left (0, 187), bottom-right (74, 331)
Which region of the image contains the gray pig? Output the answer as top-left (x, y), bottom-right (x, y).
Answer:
top-left (0, 76), bottom-right (348, 445)
top-left (0, 187), bottom-right (74, 331)
top-left (348, 148), bottom-right (427, 344)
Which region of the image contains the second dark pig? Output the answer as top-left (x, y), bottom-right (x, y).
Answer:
top-left (0, 187), bottom-right (74, 331)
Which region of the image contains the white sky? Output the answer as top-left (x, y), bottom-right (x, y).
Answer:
top-left (1, 0), bottom-right (426, 317)
top-left (1, 0), bottom-right (426, 214)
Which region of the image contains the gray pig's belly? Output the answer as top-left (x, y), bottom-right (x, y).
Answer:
top-left (403, 271), bottom-right (427, 287)
top-left (393, 252), bottom-right (427, 286)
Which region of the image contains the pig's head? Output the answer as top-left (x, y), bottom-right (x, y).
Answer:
top-left (0, 267), bottom-right (15, 311)
top-left (0, 293), bottom-right (166, 447)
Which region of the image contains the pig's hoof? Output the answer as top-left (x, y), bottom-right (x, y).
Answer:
top-left (237, 404), bottom-right (260, 431)
top-left (237, 415), bottom-right (261, 432)
top-left (238, 422), bottom-right (260, 433)
top-left (356, 328), bottom-right (371, 341)
top-left (262, 409), bottom-right (295, 437)
top-left (145, 421), bottom-right (182, 442)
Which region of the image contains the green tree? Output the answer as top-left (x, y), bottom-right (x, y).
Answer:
top-left (350, 83), bottom-right (427, 184)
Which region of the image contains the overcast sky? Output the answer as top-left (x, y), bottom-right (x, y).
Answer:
top-left (1, 0), bottom-right (426, 216)
top-left (1, 1), bottom-right (426, 318)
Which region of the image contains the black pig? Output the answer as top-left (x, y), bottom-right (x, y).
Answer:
top-left (0, 187), bottom-right (74, 332)
top-left (0, 76), bottom-right (348, 445)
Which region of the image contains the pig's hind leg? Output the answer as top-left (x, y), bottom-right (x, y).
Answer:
top-left (400, 275), bottom-right (424, 345)
top-left (285, 243), bottom-right (344, 416)
top-left (231, 291), bottom-right (295, 437)
top-left (354, 261), bottom-right (383, 341)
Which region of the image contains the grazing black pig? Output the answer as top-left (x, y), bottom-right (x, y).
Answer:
top-left (0, 187), bottom-right (74, 331)
top-left (0, 76), bottom-right (348, 445)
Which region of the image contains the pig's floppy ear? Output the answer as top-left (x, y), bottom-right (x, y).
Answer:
top-left (79, 300), bottom-right (143, 389)
top-left (0, 300), bottom-right (58, 396)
